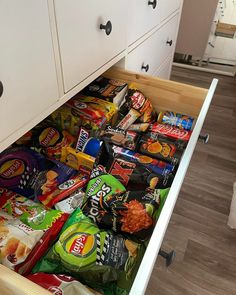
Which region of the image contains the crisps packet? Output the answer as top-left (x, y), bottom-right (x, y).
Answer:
top-left (27, 273), bottom-right (102, 295)
top-left (0, 211), bottom-right (44, 271)
top-left (0, 187), bottom-right (66, 231)
top-left (99, 144), bottom-right (174, 191)
top-left (0, 147), bottom-right (77, 199)
top-left (38, 174), bottom-right (88, 208)
top-left (32, 209), bottom-right (144, 294)
top-left (82, 188), bottom-right (169, 241)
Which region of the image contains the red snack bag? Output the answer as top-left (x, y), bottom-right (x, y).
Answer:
top-left (26, 273), bottom-right (102, 295)
top-left (37, 174), bottom-right (88, 208)
top-left (15, 211), bottom-right (68, 275)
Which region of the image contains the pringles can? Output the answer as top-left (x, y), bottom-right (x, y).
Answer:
top-left (158, 111), bottom-right (194, 131)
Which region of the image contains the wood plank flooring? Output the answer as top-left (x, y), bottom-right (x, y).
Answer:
top-left (146, 67), bottom-right (236, 295)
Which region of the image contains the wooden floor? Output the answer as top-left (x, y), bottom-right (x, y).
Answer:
top-left (146, 67), bottom-right (236, 295)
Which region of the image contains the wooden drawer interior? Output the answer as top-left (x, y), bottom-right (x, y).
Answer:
top-left (104, 67), bottom-right (208, 118)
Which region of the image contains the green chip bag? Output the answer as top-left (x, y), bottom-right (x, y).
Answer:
top-left (33, 208), bottom-right (144, 294)
top-left (0, 187), bottom-right (64, 230)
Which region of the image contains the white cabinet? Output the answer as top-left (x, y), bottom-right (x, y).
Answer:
top-left (0, 2), bottom-right (219, 295)
top-left (125, 14), bottom-right (179, 75)
top-left (54, 0), bottom-right (127, 92)
top-left (0, 0), bottom-right (59, 149)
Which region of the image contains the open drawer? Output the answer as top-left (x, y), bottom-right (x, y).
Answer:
top-left (103, 67), bottom-right (218, 295)
top-left (0, 68), bottom-right (218, 295)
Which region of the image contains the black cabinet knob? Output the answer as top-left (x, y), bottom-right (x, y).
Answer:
top-left (148, 0), bottom-right (157, 9)
top-left (0, 81), bottom-right (3, 98)
top-left (198, 134), bottom-right (210, 144)
top-left (141, 63), bottom-right (149, 72)
top-left (100, 20), bottom-right (112, 35)
top-left (166, 39), bottom-right (173, 46)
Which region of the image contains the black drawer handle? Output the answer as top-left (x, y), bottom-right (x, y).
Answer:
top-left (159, 249), bottom-right (176, 267)
top-left (198, 134), bottom-right (210, 144)
top-left (0, 81), bottom-right (3, 98)
top-left (148, 0), bottom-right (157, 9)
top-left (100, 20), bottom-right (112, 35)
top-left (166, 39), bottom-right (173, 46)
top-left (141, 63), bottom-right (149, 72)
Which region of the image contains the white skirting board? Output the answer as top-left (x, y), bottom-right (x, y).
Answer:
top-left (173, 62), bottom-right (235, 77)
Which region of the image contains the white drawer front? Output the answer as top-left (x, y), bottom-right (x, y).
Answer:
top-left (54, 0), bottom-right (126, 92)
top-left (153, 55), bottom-right (173, 79)
top-left (127, 0), bottom-right (162, 46)
top-left (126, 14), bottom-right (179, 75)
top-left (127, 0), bottom-right (182, 46)
top-left (0, 1), bottom-right (59, 151)
top-left (159, 0), bottom-right (182, 22)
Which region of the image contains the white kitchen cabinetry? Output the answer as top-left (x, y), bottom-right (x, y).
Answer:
top-left (123, 0), bottom-right (182, 80)
top-left (125, 14), bottom-right (179, 76)
top-left (0, 0), bottom-right (59, 151)
top-left (0, 1), bottom-right (218, 295)
top-left (54, 0), bottom-right (127, 92)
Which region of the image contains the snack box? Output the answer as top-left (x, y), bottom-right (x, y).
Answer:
top-left (80, 76), bottom-right (127, 107)
top-left (66, 94), bottom-right (118, 127)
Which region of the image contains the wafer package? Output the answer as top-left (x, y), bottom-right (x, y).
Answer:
top-left (100, 126), bottom-right (140, 151)
top-left (80, 76), bottom-right (127, 107)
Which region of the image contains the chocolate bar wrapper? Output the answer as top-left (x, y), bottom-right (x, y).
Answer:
top-left (149, 122), bottom-right (192, 141)
top-left (75, 127), bottom-right (102, 158)
top-left (100, 125), bottom-right (140, 151)
top-left (128, 123), bottom-right (150, 132)
top-left (116, 108), bottom-right (141, 130)
top-left (99, 144), bottom-right (174, 191)
top-left (158, 111), bottom-right (194, 131)
top-left (80, 75), bottom-right (127, 107)
top-left (138, 132), bottom-right (183, 165)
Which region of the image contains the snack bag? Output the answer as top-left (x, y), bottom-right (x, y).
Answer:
top-left (38, 174), bottom-right (88, 208)
top-left (0, 147), bottom-right (77, 199)
top-left (115, 84), bottom-right (156, 130)
top-left (84, 167), bottom-right (126, 210)
top-left (27, 273), bottom-right (102, 295)
top-left (138, 132), bottom-right (183, 165)
top-left (50, 104), bottom-right (82, 136)
top-left (0, 187), bottom-right (67, 230)
top-left (99, 144), bottom-right (174, 191)
top-left (15, 121), bottom-right (75, 160)
top-left (55, 190), bottom-right (85, 214)
top-left (82, 188), bottom-right (169, 241)
top-left (100, 126), bottom-right (140, 151)
top-left (66, 94), bottom-right (117, 127)
top-left (0, 211), bottom-right (44, 270)
top-left (32, 209), bottom-right (144, 294)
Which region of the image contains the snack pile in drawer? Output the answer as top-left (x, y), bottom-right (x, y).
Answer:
top-left (0, 74), bottom-right (194, 295)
